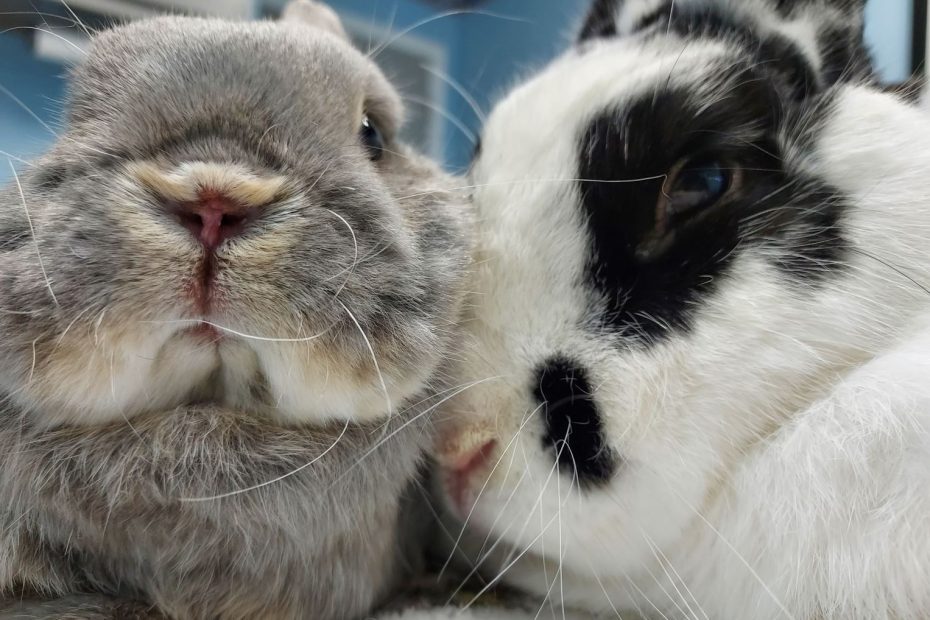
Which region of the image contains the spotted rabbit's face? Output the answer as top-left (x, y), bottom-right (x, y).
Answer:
top-left (437, 0), bottom-right (878, 602)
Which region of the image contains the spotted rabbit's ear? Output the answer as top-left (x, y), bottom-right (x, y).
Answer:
top-left (772, 0), bottom-right (867, 13)
top-left (577, 0), bottom-right (873, 92)
top-left (281, 0), bottom-right (349, 41)
top-left (577, 0), bottom-right (667, 43)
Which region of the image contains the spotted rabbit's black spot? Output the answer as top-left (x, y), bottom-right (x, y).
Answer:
top-left (578, 0), bottom-right (620, 42)
top-left (534, 357), bottom-right (615, 486)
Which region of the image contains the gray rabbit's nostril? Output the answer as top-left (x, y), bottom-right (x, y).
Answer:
top-left (167, 191), bottom-right (255, 251)
top-left (533, 357), bottom-right (616, 486)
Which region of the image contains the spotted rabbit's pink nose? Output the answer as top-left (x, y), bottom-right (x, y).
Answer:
top-left (168, 191), bottom-right (255, 251)
top-left (442, 439), bottom-right (497, 515)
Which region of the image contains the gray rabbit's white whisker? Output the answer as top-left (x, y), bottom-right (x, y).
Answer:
top-left (337, 299), bottom-right (392, 417)
top-left (341, 376), bottom-right (505, 484)
top-left (393, 175), bottom-right (669, 202)
top-left (405, 95), bottom-right (478, 144)
top-left (179, 418), bottom-right (352, 503)
top-left (52, 306), bottom-right (94, 350)
top-left (58, 0), bottom-right (94, 37)
top-left (0, 83), bottom-right (59, 138)
top-left (368, 10), bottom-right (528, 61)
top-left (0, 26), bottom-right (87, 56)
top-left (142, 319), bottom-right (335, 343)
top-left (0, 150), bottom-right (35, 167)
top-left (9, 160), bottom-right (58, 307)
top-left (421, 64), bottom-right (488, 124)
top-left (320, 208), bottom-right (359, 297)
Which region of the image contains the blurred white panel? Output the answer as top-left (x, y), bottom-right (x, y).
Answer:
top-left (69, 0), bottom-right (252, 19)
top-left (33, 27), bottom-right (89, 65)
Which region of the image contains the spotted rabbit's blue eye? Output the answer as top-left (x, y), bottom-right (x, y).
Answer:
top-left (360, 115), bottom-right (384, 161)
top-left (667, 160), bottom-right (731, 215)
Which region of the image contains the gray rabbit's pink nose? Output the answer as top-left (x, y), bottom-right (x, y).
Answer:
top-left (168, 191), bottom-right (256, 250)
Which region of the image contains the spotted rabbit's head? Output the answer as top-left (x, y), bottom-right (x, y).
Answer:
top-left (433, 0), bottom-right (900, 612)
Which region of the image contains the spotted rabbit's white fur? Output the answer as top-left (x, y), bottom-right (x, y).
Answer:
top-left (428, 0), bottom-right (930, 618)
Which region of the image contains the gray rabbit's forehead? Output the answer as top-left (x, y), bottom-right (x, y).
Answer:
top-left (69, 17), bottom-right (400, 140)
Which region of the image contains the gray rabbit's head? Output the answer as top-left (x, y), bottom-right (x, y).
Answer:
top-left (0, 2), bottom-right (471, 428)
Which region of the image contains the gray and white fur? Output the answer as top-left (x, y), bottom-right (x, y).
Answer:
top-left (0, 2), bottom-right (471, 618)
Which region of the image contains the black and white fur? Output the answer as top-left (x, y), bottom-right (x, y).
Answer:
top-left (434, 0), bottom-right (930, 618)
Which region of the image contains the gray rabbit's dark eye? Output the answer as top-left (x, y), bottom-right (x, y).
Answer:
top-left (665, 159), bottom-right (731, 217)
top-left (360, 115), bottom-right (384, 161)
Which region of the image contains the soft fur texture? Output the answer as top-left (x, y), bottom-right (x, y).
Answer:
top-left (0, 2), bottom-right (471, 618)
top-left (432, 0), bottom-right (930, 618)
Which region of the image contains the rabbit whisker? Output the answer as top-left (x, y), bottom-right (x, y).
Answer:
top-left (0, 26), bottom-right (87, 56)
top-left (439, 400), bottom-right (545, 579)
top-left (0, 150), bottom-right (34, 167)
top-left (394, 175), bottom-right (669, 202)
top-left (179, 418), bottom-right (352, 502)
top-left (405, 95), bottom-right (477, 144)
top-left (458, 448), bottom-right (570, 611)
top-left (58, 0), bottom-right (94, 37)
top-left (653, 473), bottom-right (798, 620)
top-left (337, 299), bottom-right (392, 417)
top-left (9, 161), bottom-right (59, 307)
top-left (0, 82), bottom-right (59, 138)
top-left (585, 558), bottom-right (625, 619)
top-left (142, 319), bottom-right (335, 343)
top-left (451, 432), bottom-right (568, 605)
top-left (421, 63), bottom-right (487, 124)
top-left (321, 209), bottom-right (359, 298)
top-left (368, 10), bottom-right (528, 61)
top-left (340, 376), bottom-right (505, 489)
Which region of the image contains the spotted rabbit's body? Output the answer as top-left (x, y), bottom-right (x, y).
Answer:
top-left (431, 1), bottom-right (930, 618)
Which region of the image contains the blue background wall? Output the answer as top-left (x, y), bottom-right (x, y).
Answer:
top-left (0, 34), bottom-right (68, 165)
top-left (865, 0), bottom-right (914, 82)
top-left (0, 0), bottom-right (918, 180)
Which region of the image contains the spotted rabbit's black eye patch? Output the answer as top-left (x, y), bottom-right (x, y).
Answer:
top-left (576, 69), bottom-right (848, 345)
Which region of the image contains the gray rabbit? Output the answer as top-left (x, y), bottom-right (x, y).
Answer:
top-left (0, 2), bottom-right (471, 618)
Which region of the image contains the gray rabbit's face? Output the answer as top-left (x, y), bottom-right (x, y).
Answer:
top-left (0, 13), bottom-right (470, 427)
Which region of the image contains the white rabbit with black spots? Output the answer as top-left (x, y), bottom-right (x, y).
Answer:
top-left (431, 0), bottom-right (930, 618)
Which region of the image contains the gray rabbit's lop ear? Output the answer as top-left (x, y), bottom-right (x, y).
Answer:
top-left (281, 0), bottom-right (349, 41)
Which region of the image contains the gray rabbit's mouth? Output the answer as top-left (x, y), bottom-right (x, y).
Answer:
top-left (157, 329), bottom-right (271, 413)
